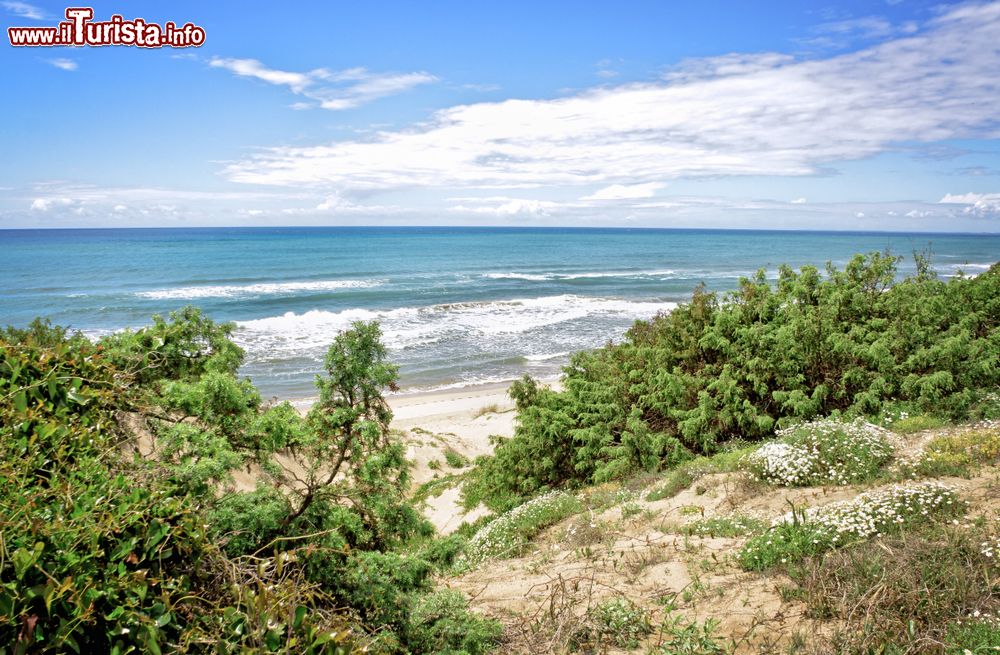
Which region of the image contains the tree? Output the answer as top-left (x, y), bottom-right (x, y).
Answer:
top-left (266, 320), bottom-right (421, 549)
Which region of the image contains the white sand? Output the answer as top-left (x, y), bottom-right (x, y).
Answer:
top-left (389, 383), bottom-right (517, 534)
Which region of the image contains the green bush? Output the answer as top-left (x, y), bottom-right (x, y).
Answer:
top-left (407, 591), bottom-right (503, 655)
top-left (471, 255), bottom-right (1000, 507)
top-left (582, 598), bottom-right (652, 649)
top-left (0, 316), bottom-right (361, 653)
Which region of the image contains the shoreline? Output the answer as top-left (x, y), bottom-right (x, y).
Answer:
top-left (287, 375), bottom-right (561, 420)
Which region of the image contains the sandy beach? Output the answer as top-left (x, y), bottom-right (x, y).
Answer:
top-left (389, 383), bottom-right (517, 534)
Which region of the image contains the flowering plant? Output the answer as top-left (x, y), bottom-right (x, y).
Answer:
top-left (743, 417), bottom-right (893, 486)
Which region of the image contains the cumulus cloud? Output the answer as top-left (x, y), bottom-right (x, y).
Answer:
top-left (940, 192), bottom-right (1000, 217)
top-left (449, 196), bottom-right (561, 216)
top-left (47, 58), bottom-right (78, 71)
top-left (222, 3), bottom-right (1000, 193)
top-left (30, 197), bottom-right (72, 211)
top-left (209, 57), bottom-right (436, 110)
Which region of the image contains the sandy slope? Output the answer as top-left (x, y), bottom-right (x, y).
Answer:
top-left (445, 424), bottom-right (1000, 654)
top-left (389, 383), bottom-right (517, 534)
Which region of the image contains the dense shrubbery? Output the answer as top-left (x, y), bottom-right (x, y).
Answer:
top-left (468, 254), bottom-right (1000, 509)
top-left (1, 311), bottom-right (499, 654)
top-left (0, 318), bottom-right (362, 653)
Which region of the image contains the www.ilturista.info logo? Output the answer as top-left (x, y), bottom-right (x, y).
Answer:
top-left (8, 7), bottom-right (205, 48)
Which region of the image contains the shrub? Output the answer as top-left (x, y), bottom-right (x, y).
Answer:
top-left (581, 598), bottom-right (652, 649)
top-left (407, 590), bottom-right (503, 655)
top-left (0, 315), bottom-right (361, 653)
top-left (471, 255), bottom-right (1000, 507)
top-left (740, 482), bottom-right (963, 570)
top-left (444, 447), bottom-right (470, 468)
top-left (651, 606), bottom-right (727, 655)
top-left (743, 418), bottom-right (893, 486)
top-left (792, 523), bottom-right (1000, 654)
top-left (461, 491), bottom-right (582, 566)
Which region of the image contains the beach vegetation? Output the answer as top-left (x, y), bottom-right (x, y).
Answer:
top-left (738, 481), bottom-right (963, 570)
top-left (742, 417), bottom-right (893, 486)
top-left (0, 310), bottom-right (494, 654)
top-left (790, 521), bottom-right (1000, 654)
top-left (468, 254), bottom-right (1000, 507)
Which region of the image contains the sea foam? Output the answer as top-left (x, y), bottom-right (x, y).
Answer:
top-left (137, 279), bottom-right (382, 299)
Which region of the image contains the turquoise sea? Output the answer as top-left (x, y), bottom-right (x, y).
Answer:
top-left (1, 227), bottom-right (998, 399)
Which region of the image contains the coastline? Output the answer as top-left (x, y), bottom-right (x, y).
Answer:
top-left (286, 375), bottom-right (561, 419)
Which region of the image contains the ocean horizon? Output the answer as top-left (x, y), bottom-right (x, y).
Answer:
top-left (2, 226), bottom-right (998, 400)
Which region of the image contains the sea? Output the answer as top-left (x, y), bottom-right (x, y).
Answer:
top-left (1, 227), bottom-right (997, 400)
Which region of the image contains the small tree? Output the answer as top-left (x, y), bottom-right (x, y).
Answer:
top-left (267, 321), bottom-right (420, 549)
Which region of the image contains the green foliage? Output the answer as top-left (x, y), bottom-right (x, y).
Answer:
top-left (651, 601), bottom-right (727, 655)
top-left (473, 255), bottom-right (1000, 505)
top-left (738, 517), bottom-right (835, 571)
top-left (415, 534), bottom-right (468, 571)
top-left (0, 316), bottom-right (362, 654)
top-left (792, 523), bottom-right (1000, 654)
top-left (461, 491), bottom-right (582, 566)
top-left (945, 620), bottom-right (1000, 654)
top-left (1, 312), bottom-right (477, 654)
top-left (406, 591), bottom-right (503, 655)
top-left (444, 447), bottom-right (469, 468)
top-left (99, 305), bottom-right (245, 385)
top-left (579, 598), bottom-right (652, 649)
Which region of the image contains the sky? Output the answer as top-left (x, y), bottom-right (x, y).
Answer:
top-left (2, 1), bottom-right (1000, 232)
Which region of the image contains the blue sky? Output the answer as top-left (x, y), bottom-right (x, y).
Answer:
top-left (2, 0), bottom-right (1000, 231)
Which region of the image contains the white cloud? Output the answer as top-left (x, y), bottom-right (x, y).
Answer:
top-left (791, 197), bottom-right (807, 204)
top-left (2, 1), bottom-right (45, 20)
top-left (30, 197), bottom-right (72, 211)
top-left (209, 58), bottom-right (311, 92)
top-left (47, 58), bottom-right (78, 71)
top-left (816, 16), bottom-right (896, 40)
top-left (595, 58), bottom-right (623, 79)
top-left (582, 183), bottom-right (663, 200)
top-left (209, 57), bottom-right (436, 110)
top-left (223, 3), bottom-right (1000, 194)
top-left (450, 196), bottom-right (560, 216)
top-left (939, 192), bottom-right (1000, 217)
top-left (19, 183), bottom-right (309, 222)
top-left (663, 53), bottom-right (795, 82)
